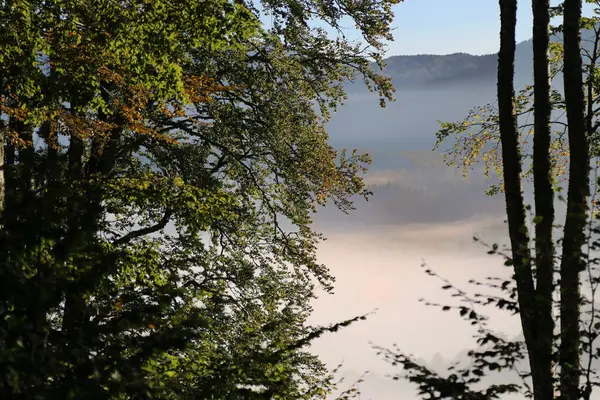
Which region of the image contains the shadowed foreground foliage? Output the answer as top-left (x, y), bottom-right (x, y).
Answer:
top-left (0, 0), bottom-right (398, 398)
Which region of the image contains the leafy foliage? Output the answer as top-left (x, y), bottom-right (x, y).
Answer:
top-left (377, 197), bottom-right (600, 399)
top-left (0, 0), bottom-right (398, 398)
top-left (433, 1), bottom-right (600, 196)
top-left (375, 243), bottom-right (527, 399)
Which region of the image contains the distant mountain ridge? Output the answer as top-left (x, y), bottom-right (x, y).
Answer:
top-left (365, 27), bottom-right (600, 91)
top-left (382, 51), bottom-right (498, 88)
top-left (368, 38), bottom-right (534, 90)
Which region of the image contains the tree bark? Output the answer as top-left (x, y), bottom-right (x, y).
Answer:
top-left (39, 120), bottom-right (60, 182)
top-left (531, 0), bottom-right (556, 398)
top-left (17, 122), bottom-right (34, 197)
top-left (497, 1), bottom-right (544, 399)
top-left (0, 125), bottom-right (4, 219)
top-left (62, 104), bottom-right (87, 335)
top-left (560, 0), bottom-right (588, 399)
top-left (4, 118), bottom-right (16, 223)
top-left (62, 91), bottom-right (122, 336)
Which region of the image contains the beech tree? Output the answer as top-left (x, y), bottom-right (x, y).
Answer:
top-left (0, 0), bottom-right (397, 398)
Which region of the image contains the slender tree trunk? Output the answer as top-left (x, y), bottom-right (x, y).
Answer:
top-left (39, 120), bottom-right (59, 182)
top-left (68, 134), bottom-right (84, 181)
top-left (531, 0), bottom-right (556, 398)
top-left (581, 25), bottom-right (600, 400)
top-left (0, 125), bottom-right (4, 219)
top-left (498, 1), bottom-right (546, 399)
top-left (18, 122), bottom-right (34, 197)
top-left (560, 0), bottom-right (588, 399)
top-left (62, 91), bottom-right (122, 341)
top-left (5, 118), bottom-right (15, 222)
top-left (62, 104), bottom-right (87, 334)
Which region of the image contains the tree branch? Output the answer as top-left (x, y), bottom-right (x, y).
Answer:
top-left (112, 209), bottom-right (173, 247)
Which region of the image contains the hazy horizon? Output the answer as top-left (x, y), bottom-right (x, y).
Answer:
top-left (305, 19), bottom-right (571, 396)
top-left (308, 84), bottom-right (523, 398)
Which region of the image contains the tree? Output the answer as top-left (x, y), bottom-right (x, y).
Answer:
top-left (560, 1), bottom-right (589, 397)
top-left (378, 0), bottom-right (596, 399)
top-left (530, 0), bottom-right (555, 397)
top-left (0, 0), bottom-right (397, 398)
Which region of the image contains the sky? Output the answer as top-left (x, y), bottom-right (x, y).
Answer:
top-left (354, 0), bottom-right (594, 56)
top-left (262, 0), bottom-right (599, 56)
top-left (262, 0), bottom-right (596, 56)
top-left (390, 0), bottom-right (528, 55)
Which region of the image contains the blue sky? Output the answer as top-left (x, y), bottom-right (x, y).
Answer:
top-left (390, 0), bottom-right (528, 55)
top-left (329, 0), bottom-right (596, 56)
top-left (262, 1), bottom-right (597, 57)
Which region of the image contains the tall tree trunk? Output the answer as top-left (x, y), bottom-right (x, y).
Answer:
top-left (62, 104), bottom-right (87, 334)
top-left (497, 1), bottom-right (544, 399)
top-left (39, 120), bottom-right (59, 182)
top-left (0, 125), bottom-right (4, 219)
top-left (531, 0), bottom-right (556, 398)
top-left (62, 92), bottom-right (122, 345)
top-left (560, 0), bottom-right (589, 399)
top-left (4, 118), bottom-right (16, 224)
top-left (17, 122), bottom-right (34, 198)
